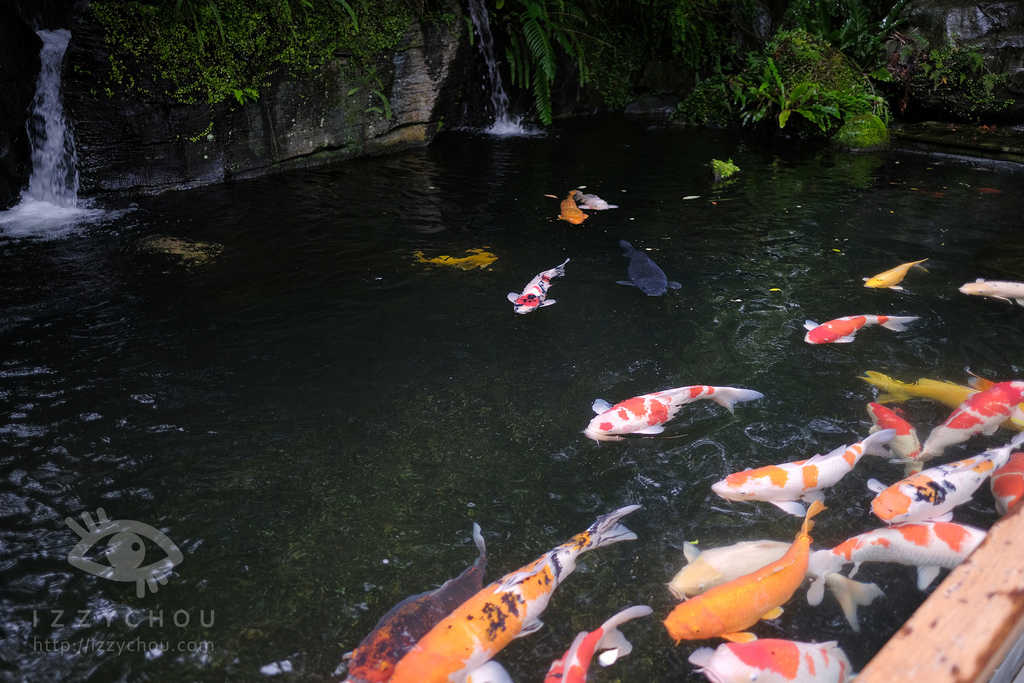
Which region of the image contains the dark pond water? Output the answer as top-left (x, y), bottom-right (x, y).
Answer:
top-left (1, 116), bottom-right (1022, 682)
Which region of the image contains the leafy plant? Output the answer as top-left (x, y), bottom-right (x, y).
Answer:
top-left (787, 0), bottom-right (910, 74)
top-left (911, 43), bottom-right (1013, 121)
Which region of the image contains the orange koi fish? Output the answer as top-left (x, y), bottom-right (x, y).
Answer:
top-left (388, 505), bottom-right (640, 683)
top-left (711, 430), bottom-right (894, 516)
top-left (663, 501), bottom-right (824, 644)
top-left (867, 402), bottom-right (923, 474)
top-left (558, 191), bottom-right (589, 224)
top-left (919, 381), bottom-right (1024, 460)
top-left (803, 315), bottom-right (918, 344)
top-left (868, 433), bottom-right (1024, 524)
top-left (991, 451), bottom-right (1024, 515)
top-left (584, 385), bottom-right (763, 442)
top-left (543, 605), bottom-right (652, 683)
top-left (863, 258), bottom-right (928, 290)
top-left (689, 639), bottom-right (853, 683)
top-left (342, 524), bottom-right (488, 683)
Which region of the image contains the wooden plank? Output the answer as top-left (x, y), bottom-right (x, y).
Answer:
top-left (856, 501), bottom-right (1024, 683)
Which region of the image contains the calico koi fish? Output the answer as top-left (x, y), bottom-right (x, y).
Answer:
top-left (803, 315), bottom-right (919, 344)
top-left (990, 451), bottom-right (1024, 515)
top-left (584, 385), bottom-right (764, 442)
top-left (388, 505), bottom-right (639, 683)
top-left (689, 639), bottom-right (853, 683)
top-left (507, 259), bottom-right (569, 314)
top-left (663, 501), bottom-right (824, 644)
top-left (863, 258), bottom-right (928, 290)
top-left (558, 191), bottom-right (589, 224)
top-left (959, 278), bottom-right (1024, 306)
top-left (868, 433), bottom-right (1024, 524)
top-left (711, 430), bottom-right (895, 516)
top-left (919, 380), bottom-right (1024, 460)
top-left (807, 521), bottom-right (986, 624)
top-left (669, 539), bottom-right (881, 632)
top-left (867, 402), bottom-right (923, 474)
top-left (543, 605), bottom-right (652, 683)
top-left (342, 524), bottom-right (488, 683)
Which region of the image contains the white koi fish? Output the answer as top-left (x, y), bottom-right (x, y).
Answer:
top-left (991, 451), bottom-right (1024, 515)
top-left (959, 278), bottom-right (1024, 306)
top-left (583, 385), bottom-right (763, 442)
top-left (543, 605), bottom-right (652, 683)
top-left (711, 430), bottom-right (895, 516)
top-left (868, 433), bottom-right (1024, 524)
top-left (573, 192), bottom-right (618, 210)
top-left (803, 314), bottom-right (918, 344)
top-left (669, 539), bottom-right (882, 632)
top-left (918, 380), bottom-right (1024, 460)
top-left (507, 258), bottom-right (569, 314)
top-left (388, 505), bottom-right (639, 683)
top-left (807, 521), bottom-right (986, 618)
top-left (689, 639), bottom-right (853, 683)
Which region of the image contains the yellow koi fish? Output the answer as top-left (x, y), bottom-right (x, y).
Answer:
top-left (389, 505), bottom-right (639, 683)
top-left (414, 248), bottom-right (497, 270)
top-left (863, 258), bottom-right (928, 289)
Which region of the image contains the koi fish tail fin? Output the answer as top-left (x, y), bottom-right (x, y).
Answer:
top-left (823, 573), bottom-right (884, 632)
top-left (471, 522), bottom-right (487, 570)
top-left (858, 371), bottom-right (914, 403)
top-left (552, 258), bottom-right (570, 277)
top-left (801, 500), bottom-right (826, 536)
top-left (592, 605), bottom-right (653, 664)
top-left (880, 315), bottom-right (919, 332)
top-left (581, 504), bottom-right (640, 552)
top-left (862, 428), bottom-right (897, 457)
top-left (706, 387), bottom-right (765, 414)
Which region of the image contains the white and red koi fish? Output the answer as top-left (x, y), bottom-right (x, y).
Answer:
top-left (689, 639), bottom-right (853, 683)
top-left (711, 430), bottom-right (895, 516)
top-left (583, 385), bottom-right (763, 442)
top-left (543, 605), bottom-right (652, 683)
top-left (918, 380), bottom-right (1024, 460)
top-left (991, 451), bottom-right (1024, 515)
top-left (508, 258), bottom-right (569, 314)
top-left (388, 505), bottom-right (639, 683)
top-left (803, 314), bottom-right (919, 344)
top-left (807, 521), bottom-right (985, 629)
top-left (343, 524), bottom-right (487, 683)
top-left (867, 402), bottom-right (923, 474)
top-left (868, 433), bottom-right (1024, 524)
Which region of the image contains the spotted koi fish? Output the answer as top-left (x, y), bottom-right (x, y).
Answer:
top-left (868, 433), bottom-right (1024, 524)
top-left (584, 385), bottom-right (763, 442)
top-left (711, 430), bottom-right (895, 516)
top-left (507, 259), bottom-right (569, 314)
top-left (803, 315), bottom-right (918, 344)
top-left (543, 605), bottom-right (652, 683)
top-left (807, 520), bottom-right (986, 626)
top-left (991, 451), bottom-right (1024, 515)
top-left (867, 402), bottom-right (923, 474)
top-left (388, 505), bottom-right (640, 683)
top-left (558, 191), bottom-right (588, 224)
top-left (342, 524), bottom-right (488, 683)
top-left (663, 501), bottom-right (824, 644)
top-left (919, 381), bottom-right (1024, 460)
top-left (689, 639), bottom-right (853, 683)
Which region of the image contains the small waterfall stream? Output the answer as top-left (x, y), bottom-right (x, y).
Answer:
top-left (26, 29), bottom-right (79, 207)
top-left (466, 0), bottom-right (537, 136)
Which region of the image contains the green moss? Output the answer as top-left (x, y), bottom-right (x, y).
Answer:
top-left (88, 0), bottom-right (419, 107)
top-left (711, 158), bottom-right (740, 180)
top-left (832, 112), bottom-right (889, 151)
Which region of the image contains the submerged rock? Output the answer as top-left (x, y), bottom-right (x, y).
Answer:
top-left (136, 235), bottom-right (224, 268)
top-left (833, 114), bottom-right (890, 152)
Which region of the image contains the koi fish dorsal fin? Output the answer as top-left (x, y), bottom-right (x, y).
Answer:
top-left (722, 631), bottom-right (759, 643)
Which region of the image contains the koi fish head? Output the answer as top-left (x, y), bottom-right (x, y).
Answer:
top-left (582, 423), bottom-right (624, 442)
top-left (663, 599), bottom-right (724, 643)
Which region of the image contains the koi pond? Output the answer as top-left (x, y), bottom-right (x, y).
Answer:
top-left (1, 116), bottom-right (1022, 682)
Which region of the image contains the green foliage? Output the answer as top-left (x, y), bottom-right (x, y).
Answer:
top-left (711, 158), bottom-right (739, 180)
top-left (675, 74), bottom-right (734, 126)
top-left (89, 0), bottom-right (418, 107)
top-left (911, 43), bottom-right (1013, 122)
top-left (786, 0), bottom-right (909, 73)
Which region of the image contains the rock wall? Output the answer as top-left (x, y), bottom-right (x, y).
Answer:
top-left (0, 1), bottom-right (473, 205)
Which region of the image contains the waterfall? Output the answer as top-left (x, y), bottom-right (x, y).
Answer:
top-left (0, 29), bottom-right (114, 238)
top-left (26, 29), bottom-right (79, 207)
top-left (465, 0), bottom-right (537, 136)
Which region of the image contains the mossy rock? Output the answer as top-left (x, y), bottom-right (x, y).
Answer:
top-left (833, 114), bottom-right (890, 153)
top-left (711, 158), bottom-right (740, 181)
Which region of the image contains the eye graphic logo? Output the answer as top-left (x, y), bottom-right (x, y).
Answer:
top-left (65, 508), bottom-right (184, 598)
